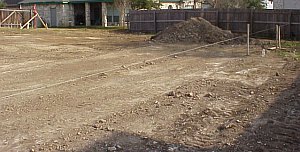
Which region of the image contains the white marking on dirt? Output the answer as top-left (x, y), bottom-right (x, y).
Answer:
top-left (85, 37), bottom-right (103, 40)
top-left (235, 68), bottom-right (258, 74)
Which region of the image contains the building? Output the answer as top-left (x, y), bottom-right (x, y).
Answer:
top-left (159, 0), bottom-right (206, 9)
top-left (265, 0), bottom-right (273, 9)
top-left (3, 0), bottom-right (23, 8)
top-left (160, 0), bottom-right (182, 9)
top-left (273, 0), bottom-right (300, 9)
top-left (19, 0), bottom-right (120, 27)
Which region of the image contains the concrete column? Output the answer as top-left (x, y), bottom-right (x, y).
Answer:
top-left (85, 2), bottom-right (91, 26)
top-left (102, 2), bottom-right (107, 27)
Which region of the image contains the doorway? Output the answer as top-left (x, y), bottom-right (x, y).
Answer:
top-left (50, 8), bottom-right (57, 27)
top-left (90, 3), bottom-right (102, 26)
top-left (74, 3), bottom-right (86, 26)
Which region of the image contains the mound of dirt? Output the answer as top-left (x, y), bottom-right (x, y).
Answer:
top-left (152, 17), bottom-right (241, 44)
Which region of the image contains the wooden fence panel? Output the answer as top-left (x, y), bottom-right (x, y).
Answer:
top-left (0, 9), bottom-right (31, 28)
top-left (129, 9), bottom-right (300, 40)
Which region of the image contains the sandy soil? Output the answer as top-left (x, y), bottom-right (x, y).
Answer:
top-left (0, 28), bottom-right (299, 152)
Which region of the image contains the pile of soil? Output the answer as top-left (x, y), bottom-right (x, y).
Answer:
top-left (152, 17), bottom-right (240, 44)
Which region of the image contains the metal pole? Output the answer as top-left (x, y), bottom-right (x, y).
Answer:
top-left (247, 24), bottom-right (250, 56)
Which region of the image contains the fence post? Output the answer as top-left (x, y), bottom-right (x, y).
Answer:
top-left (288, 10), bottom-right (292, 39)
top-left (250, 9), bottom-right (254, 34)
top-left (216, 10), bottom-right (219, 27)
top-left (154, 11), bottom-right (157, 33)
top-left (226, 9), bottom-right (230, 30)
top-left (279, 25), bottom-right (282, 49)
top-left (276, 25), bottom-right (279, 48)
top-left (247, 24), bottom-right (250, 56)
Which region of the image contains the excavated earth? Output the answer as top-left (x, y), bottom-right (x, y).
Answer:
top-left (0, 28), bottom-right (299, 152)
top-left (151, 17), bottom-right (245, 44)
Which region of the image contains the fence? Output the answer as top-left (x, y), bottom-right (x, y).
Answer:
top-left (0, 9), bottom-right (32, 28)
top-left (129, 9), bottom-right (300, 40)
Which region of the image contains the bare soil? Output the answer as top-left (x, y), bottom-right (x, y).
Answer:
top-left (0, 28), bottom-right (299, 152)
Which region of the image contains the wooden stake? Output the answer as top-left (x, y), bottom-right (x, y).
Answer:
top-left (279, 25), bottom-right (281, 49)
top-left (247, 24), bottom-right (250, 56)
top-left (276, 25), bottom-right (279, 49)
top-left (37, 14), bottom-right (48, 29)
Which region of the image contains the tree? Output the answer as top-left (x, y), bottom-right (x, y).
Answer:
top-left (245, 0), bottom-right (266, 9)
top-left (114, 0), bottom-right (130, 27)
top-left (206, 0), bottom-right (266, 9)
top-left (130, 0), bottom-right (161, 10)
top-left (0, 0), bottom-right (6, 8)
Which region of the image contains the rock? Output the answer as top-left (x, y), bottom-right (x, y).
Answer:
top-left (174, 55), bottom-right (178, 58)
top-left (99, 119), bottom-right (107, 123)
top-left (154, 101), bottom-right (159, 104)
top-left (107, 146), bottom-right (117, 151)
top-left (167, 91), bottom-right (176, 96)
top-left (298, 94), bottom-right (300, 97)
top-left (204, 93), bottom-right (213, 98)
top-left (275, 72), bottom-right (280, 76)
top-left (250, 91), bottom-right (255, 95)
top-left (116, 145), bottom-right (122, 149)
top-left (153, 141), bottom-right (158, 144)
top-left (186, 92), bottom-right (194, 97)
top-left (168, 146), bottom-right (178, 152)
top-left (92, 124), bottom-right (102, 129)
top-left (106, 127), bottom-right (114, 131)
top-left (29, 149), bottom-right (35, 152)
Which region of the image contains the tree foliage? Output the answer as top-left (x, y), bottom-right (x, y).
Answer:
top-left (0, 0), bottom-right (6, 8)
top-left (207, 0), bottom-right (266, 9)
top-left (130, 0), bottom-right (161, 10)
top-left (245, 0), bottom-right (266, 9)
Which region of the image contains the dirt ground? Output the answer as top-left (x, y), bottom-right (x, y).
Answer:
top-left (0, 28), bottom-right (299, 152)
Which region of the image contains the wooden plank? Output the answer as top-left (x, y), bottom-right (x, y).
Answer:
top-left (21, 13), bottom-right (38, 29)
top-left (0, 11), bottom-right (16, 26)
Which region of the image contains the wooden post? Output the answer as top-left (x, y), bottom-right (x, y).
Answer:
top-left (250, 9), bottom-right (254, 34)
top-left (279, 25), bottom-right (281, 49)
top-left (216, 10), bottom-right (219, 27)
top-left (276, 25), bottom-right (279, 49)
top-left (33, 4), bottom-right (37, 28)
top-left (226, 9), bottom-right (230, 30)
top-left (154, 11), bottom-right (157, 33)
top-left (288, 10), bottom-right (292, 39)
top-left (247, 24), bottom-right (250, 56)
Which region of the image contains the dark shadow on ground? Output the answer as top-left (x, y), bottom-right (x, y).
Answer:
top-left (79, 62), bottom-right (300, 152)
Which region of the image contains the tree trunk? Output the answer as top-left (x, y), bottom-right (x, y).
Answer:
top-left (119, 8), bottom-right (125, 27)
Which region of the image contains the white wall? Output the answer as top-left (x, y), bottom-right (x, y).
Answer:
top-left (160, 2), bottom-right (180, 9)
top-left (274, 0), bottom-right (300, 9)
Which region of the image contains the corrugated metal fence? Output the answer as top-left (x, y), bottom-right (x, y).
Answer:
top-left (129, 9), bottom-right (300, 40)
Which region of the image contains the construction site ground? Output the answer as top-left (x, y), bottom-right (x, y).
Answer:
top-left (0, 28), bottom-right (299, 152)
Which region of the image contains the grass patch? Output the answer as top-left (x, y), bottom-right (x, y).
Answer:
top-left (278, 50), bottom-right (300, 61)
top-left (281, 41), bottom-right (300, 48)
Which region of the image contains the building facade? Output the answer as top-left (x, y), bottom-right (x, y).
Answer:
top-left (19, 0), bottom-right (119, 27)
top-left (3, 0), bottom-right (23, 8)
top-left (159, 0), bottom-right (205, 9)
top-left (273, 0), bottom-right (300, 9)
